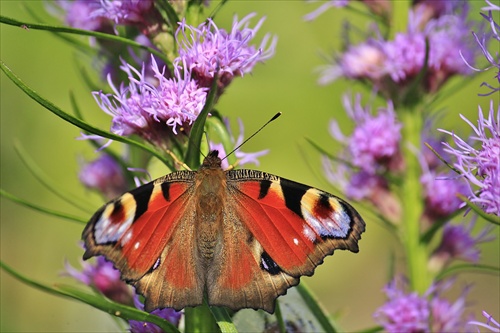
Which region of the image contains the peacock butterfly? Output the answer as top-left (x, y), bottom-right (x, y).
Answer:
top-left (82, 150), bottom-right (365, 313)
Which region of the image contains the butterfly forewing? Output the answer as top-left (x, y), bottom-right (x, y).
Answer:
top-left (83, 170), bottom-right (206, 309)
top-left (225, 169), bottom-right (365, 276)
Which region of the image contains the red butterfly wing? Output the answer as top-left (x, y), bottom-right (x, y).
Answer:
top-left (206, 169), bottom-right (365, 313)
top-left (82, 171), bottom-right (205, 311)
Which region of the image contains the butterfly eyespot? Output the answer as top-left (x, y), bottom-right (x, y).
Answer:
top-left (260, 251), bottom-right (282, 275)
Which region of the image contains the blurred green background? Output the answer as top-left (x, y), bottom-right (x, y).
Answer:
top-left (1, 1), bottom-right (498, 331)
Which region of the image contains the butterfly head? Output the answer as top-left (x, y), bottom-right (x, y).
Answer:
top-left (201, 150), bottom-right (222, 169)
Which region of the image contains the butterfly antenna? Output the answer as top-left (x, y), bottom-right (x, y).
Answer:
top-left (222, 112), bottom-right (282, 161)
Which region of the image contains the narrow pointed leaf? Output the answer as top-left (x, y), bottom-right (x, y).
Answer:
top-left (296, 284), bottom-right (338, 333)
top-left (457, 194), bottom-right (500, 226)
top-left (184, 71), bottom-right (219, 168)
top-left (0, 189), bottom-right (86, 224)
top-left (1, 61), bottom-right (172, 169)
top-left (0, 261), bottom-right (180, 333)
top-left (0, 15), bottom-right (169, 65)
top-left (209, 306), bottom-right (238, 333)
top-left (14, 141), bottom-right (93, 213)
top-left (437, 263), bottom-right (500, 280)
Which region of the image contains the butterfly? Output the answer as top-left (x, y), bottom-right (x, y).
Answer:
top-left (82, 150), bottom-right (365, 313)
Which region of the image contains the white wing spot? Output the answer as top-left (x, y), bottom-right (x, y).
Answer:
top-left (302, 224), bottom-right (316, 242)
top-left (293, 238), bottom-right (299, 246)
top-left (121, 230), bottom-right (133, 246)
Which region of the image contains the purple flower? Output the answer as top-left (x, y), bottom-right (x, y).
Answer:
top-left (322, 157), bottom-right (402, 222)
top-left (79, 154), bottom-right (128, 199)
top-left (373, 277), bottom-right (430, 333)
top-left (384, 30), bottom-right (427, 83)
top-left (209, 118), bottom-right (269, 170)
top-left (64, 256), bottom-right (133, 305)
top-left (385, 8), bottom-right (475, 91)
top-left (421, 171), bottom-right (469, 218)
top-left (429, 282), bottom-right (470, 333)
top-left (129, 294), bottom-right (182, 332)
top-left (467, 311), bottom-right (500, 332)
top-left (429, 220), bottom-right (494, 271)
top-left (94, 57), bottom-right (208, 148)
top-left (463, 4), bottom-right (500, 96)
top-left (440, 102), bottom-right (500, 215)
top-left (176, 13), bottom-right (277, 91)
top-left (55, 0), bottom-right (111, 31)
top-left (329, 94), bottom-right (402, 173)
top-left (90, 0), bottom-right (161, 35)
top-left (304, 0), bottom-right (391, 21)
top-left (414, 0), bottom-right (467, 22)
top-left (318, 3), bottom-right (477, 95)
top-left (374, 277), bottom-right (471, 333)
top-left (303, 0), bottom-right (350, 21)
top-left (318, 41), bottom-right (387, 85)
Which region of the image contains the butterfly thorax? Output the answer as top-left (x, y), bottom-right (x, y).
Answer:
top-left (194, 151), bottom-right (226, 260)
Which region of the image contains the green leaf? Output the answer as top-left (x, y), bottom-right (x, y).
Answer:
top-left (423, 142), bottom-right (462, 175)
top-left (69, 92), bottom-right (136, 186)
top-left (457, 194), bottom-right (500, 226)
top-left (436, 263), bottom-right (500, 280)
top-left (305, 137), bottom-right (356, 168)
top-left (0, 189), bottom-right (86, 224)
top-left (184, 71), bottom-right (219, 168)
top-left (420, 207), bottom-right (465, 244)
top-left (358, 326), bottom-right (385, 333)
top-left (1, 60), bottom-right (173, 169)
top-left (208, 0), bottom-right (230, 20)
top-left (13, 141), bottom-right (93, 213)
top-left (0, 261), bottom-right (180, 333)
top-left (155, 0), bottom-right (181, 31)
top-left (0, 15), bottom-right (169, 65)
top-left (274, 301), bottom-right (286, 333)
top-left (206, 113), bottom-right (237, 166)
top-left (209, 306), bottom-right (239, 333)
top-left (295, 283), bottom-right (338, 333)
top-left (185, 303), bottom-right (219, 333)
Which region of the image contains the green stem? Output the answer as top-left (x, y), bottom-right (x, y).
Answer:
top-left (184, 302), bottom-right (218, 333)
top-left (400, 109), bottom-right (429, 294)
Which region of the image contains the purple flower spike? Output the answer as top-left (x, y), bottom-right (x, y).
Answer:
top-left (440, 102), bottom-right (500, 215)
top-left (463, 6), bottom-right (500, 96)
top-left (94, 57), bottom-right (208, 148)
top-left (429, 281), bottom-right (470, 333)
top-left (57, 0), bottom-right (111, 31)
top-left (64, 256), bottom-right (133, 305)
top-left (373, 278), bottom-right (430, 333)
top-left (374, 277), bottom-right (472, 333)
top-left (129, 294), bottom-right (182, 332)
top-left (335, 94), bottom-right (402, 173)
top-left (429, 220), bottom-right (495, 271)
top-left (79, 154), bottom-right (128, 199)
top-left (421, 171), bottom-right (468, 218)
top-left (318, 41), bottom-right (387, 85)
top-left (176, 13), bottom-right (277, 90)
